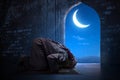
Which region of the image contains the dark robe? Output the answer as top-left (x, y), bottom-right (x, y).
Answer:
top-left (19, 38), bottom-right (77, 73)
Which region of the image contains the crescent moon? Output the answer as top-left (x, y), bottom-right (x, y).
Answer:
top-left (73, 9), bottom-right (90, 28)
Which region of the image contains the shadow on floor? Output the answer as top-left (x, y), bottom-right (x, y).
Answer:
top-left (2, 56), bottom-right (102, 80)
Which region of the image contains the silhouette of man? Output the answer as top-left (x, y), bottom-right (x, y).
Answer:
top-left (19, 38), bottom-right (77, 73)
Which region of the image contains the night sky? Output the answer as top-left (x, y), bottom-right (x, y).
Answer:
top-left (65, 3), bottom-right (100, 59)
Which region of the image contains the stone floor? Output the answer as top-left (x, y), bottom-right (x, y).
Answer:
top-left (12, 63), bottom-right (101, 80)
top-left (2, 56), bottom-right (101, 80)
top-left (58, 63), bottom-right (100, 75)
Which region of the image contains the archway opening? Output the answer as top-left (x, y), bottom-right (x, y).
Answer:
top-left (64, 2), bottom-right (100, 63)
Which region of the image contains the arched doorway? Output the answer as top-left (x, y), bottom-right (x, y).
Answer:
top-left (65, 2), bottom-right (100, 63)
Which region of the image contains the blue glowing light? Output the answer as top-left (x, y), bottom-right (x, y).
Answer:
top-left (65, 3), bottom-right (100, 61)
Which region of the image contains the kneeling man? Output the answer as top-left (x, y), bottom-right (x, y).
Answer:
top-left (21, 38), bottom-right (77, 73)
